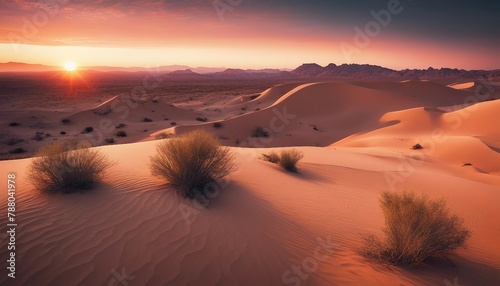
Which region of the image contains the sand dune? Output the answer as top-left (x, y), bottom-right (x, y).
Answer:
top-left (158, 81), bottom-right (472, 147)
top-left (448, 82), bottom-right (475, 89)
top-left (1, 79), bottom-right (499, 285)
top-left (1, 141), bottom-right (499, 285)
top-left (334, 100), bottom-right (500, 185)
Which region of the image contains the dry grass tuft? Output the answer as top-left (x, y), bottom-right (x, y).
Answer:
top-left (149, 129), bottom-right (236, 199)
top-left (261, 151), bottom-right (280, 164)
top-left (28, 140), bottom-right (114, 193)
top-left (261, 149), bottom-right (304, 172)
top-left (362, 191), bottom-right (470, 266)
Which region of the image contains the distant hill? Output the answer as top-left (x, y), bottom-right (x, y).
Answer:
top-left (291, 63), bottom-right (500, 80)
top-left (1, 61), bottom-right (498, 80)
top-left (0, 62), bottom-right (61, 72)
top-left (0, 62), bottom-right (225, 74)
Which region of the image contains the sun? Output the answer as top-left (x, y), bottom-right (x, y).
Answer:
top-left (64, 61), bottom-right (77, 71)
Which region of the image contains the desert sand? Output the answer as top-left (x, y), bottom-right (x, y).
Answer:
top-left (1, 78), bottom-right (499, 285)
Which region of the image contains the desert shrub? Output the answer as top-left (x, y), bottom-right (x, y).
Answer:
top-left (116, 123), bottom-right (126, 129)
top-left (195, 116), bottom-right (208, 122)
top-left (278, 149), bottom-right (304, 172)
top-left (261, 151), bottom-right (280, 164)
top-left (27, 141), bottom-right (114, 193)
top-left (212, 122), bottom-right (223, 128)
top-left (61, 118), bottom-right (71, 124)
top-left (170, 122), bottom-right (177, 126)
top-left (33, 132), bottom-right (44, 141)
top-left (143, 117), bottom-right (153, 122)
top-left (9, 122), bottom-right (20, 127)
top-left (60, 131), bottom-right (66, 135)
top-left (412, 143), bottom-right (423, 150)
top-left (9, 147), bottom-right (27, 154)
top-left (115, 131), bottom-right (127, 137)
top-left (105, 138), bottom-right (115, 144)
top-left (251, 126), bottom-right (269, 138)
top-left (149, 129), bottom-right (236, 199)
top-left (361, 191), bottom-right (470, 266)
top-left (82, 126), bottom-right (94, 134)
top-left (260, 149), bottom-right (304, 172)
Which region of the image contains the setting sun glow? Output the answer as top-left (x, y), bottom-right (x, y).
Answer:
top-left (64, 61), bottom-right (77, 71)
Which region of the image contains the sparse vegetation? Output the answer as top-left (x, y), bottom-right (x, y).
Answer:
top-left (60, 131), bottom-right (66, 135)
top-left (212, 122), bottom-right (223, 128)
top-left (9, 122), bottom-right (20, 127)
top-left (115, 131), bottom-right (127, 137)
top-left (170, 122), bottom-right (177, 126)
top-left (149, 129), bottom-right (236, 200)
top-left (412, 143), bottom-right (423, 150)
top-left (261, 149), bottom-right (304, 172)
top-left (9, 147), bottom-right (27, 154)
top-left (116, 123), bottom-right (126, 129)
top-left (361, 191), bottom-right (470, 266)
top-left (251, 126), bottom-right (269, 138)
top-left (61, 118), bottom-right (71, 124)
top-left (196, 116), bottom-right (208, 122)
top-left (81, 126), bottom-right (94, 134)
top-left (33, 132), bottom-right (44, 142)
top-left (261, 151), bottom-right (280, 163)
top-left (143, 117), bottom-right (153, 122)
top-left (278, 149), bottom-right (304, 172)
top-left (105, 138), bottom-right (115, 144)
top-left (27, 141), bottom-right (114, 193)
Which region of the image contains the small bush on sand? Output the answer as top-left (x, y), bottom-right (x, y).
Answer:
top-left (116, 123), bottom-right (126, 129)
top-left (195, 116), bottom-right (208, 122)
top-left (412, 143), bottom-right (423, 150)
top-left (33, 132), bottom-right (44, 141)
top-left (149, 129), bottom-right (236, 200)
top-left (261, 149), bottom-right (304, 172)
top-left (27, 141), bottom-right (114, 193)
top-left (212, 122), bottom-right (223, 128)
top-left (251, 126), bottom-right (269, 138)
top-left (115, 131), bottom-right (127, 137)
top-left (261, 151), bottom-right (280, 164)
top-left (278, 149), bottom-right (304, 172)
top-left (81, 126), bottom-right (94, 134)
top-left (9, 122), bottom-right (20, 127)
top-left (61, 118), bottom-right (71, 124)
top-left (361, 191), bottom-right (470, 266)
top-left (143, 117), bottom-right (153, 122)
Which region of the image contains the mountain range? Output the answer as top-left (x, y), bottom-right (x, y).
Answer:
top-left (1, 62), bottom-right (499, 80)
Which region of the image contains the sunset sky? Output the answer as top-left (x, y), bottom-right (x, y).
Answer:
top-left (0, 0), bottom-right (499, 70)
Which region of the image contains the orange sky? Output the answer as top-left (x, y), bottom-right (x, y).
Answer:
top-left (0, 0), bottom-right (498, 70)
